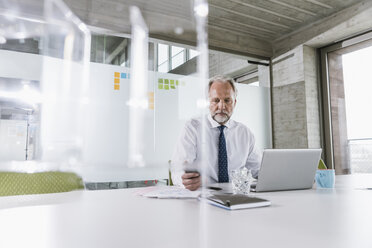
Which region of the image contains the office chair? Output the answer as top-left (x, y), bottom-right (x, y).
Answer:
top-left (318, 159), bottom-right (327, 169)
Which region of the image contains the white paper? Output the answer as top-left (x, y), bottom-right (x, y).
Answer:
top-left (135, 186), bottom-right (200, 199)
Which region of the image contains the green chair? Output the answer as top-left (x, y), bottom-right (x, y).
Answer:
top-left (168, 160), bottom-right (174, 186)
top-left (0, 171), bottom-right (84, 197)
top-left (168, 170), bottom-right (174, 186)
top-left (318, 159), bottom-right (327, 169)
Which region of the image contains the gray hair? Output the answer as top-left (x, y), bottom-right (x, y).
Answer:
top-left (208, 75), bottom-right (238, 98)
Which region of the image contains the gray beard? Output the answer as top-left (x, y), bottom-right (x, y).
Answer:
top-left (212, 113), bottom-right (230, 125)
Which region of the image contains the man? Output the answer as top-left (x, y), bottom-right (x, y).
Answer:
top-left (171, 75), bottom-right (261, 190)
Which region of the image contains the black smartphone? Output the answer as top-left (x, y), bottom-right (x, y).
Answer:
top-left (184, 170), bottom-right (200, 179)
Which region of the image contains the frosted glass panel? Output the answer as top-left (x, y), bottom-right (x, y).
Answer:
top-left (233, 84), bottom-right (272, 149)
top-left (81, 62), bottom-right (203, 181)
top-left (0, 0), bottom-right (90, 167)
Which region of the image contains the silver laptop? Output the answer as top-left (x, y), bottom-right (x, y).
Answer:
top-left (252, 149), bottom-right (322, 192)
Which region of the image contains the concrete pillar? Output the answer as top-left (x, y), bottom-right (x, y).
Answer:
top-left (258, 65), bottom-right (270, 87)
top-left (272, 45), bottom-right (321, 149)
top-left (328, 51), bottom-right (349, 174)
top-left (303, 46), bottom-right (321, 148)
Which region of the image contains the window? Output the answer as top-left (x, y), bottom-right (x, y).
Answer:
top-left (321, 33), bottom-right (372, 174)
top-left (157, 43), bottom-right (169, 72)
top-left (171, 46), bottom-right (185, 69)
top-left (156, 43), bottom-right (198, 73)
top-left (189, 49), bottom-right (199, 59)
top-left (90, 35), bottom-right (130, 66)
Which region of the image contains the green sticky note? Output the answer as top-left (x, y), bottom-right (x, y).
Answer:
top-left (171, 86), bottom-right (176, 89)
top-left (176, 80), bottom-right (179, 86)
top-left (170, 80), bottom-right (175, 89)
top-left (158, 78), bottom-right (164, 90)
top-left (164, 85), bottom-right (169, 90)
top-left (164, 79), bottom-right (169, 85)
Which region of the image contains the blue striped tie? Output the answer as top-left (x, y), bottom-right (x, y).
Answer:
top-left (218, 125), bottom-right (229, 183)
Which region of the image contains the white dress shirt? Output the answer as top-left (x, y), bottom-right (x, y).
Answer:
top-left (171, 114), bottom-right (262, 186)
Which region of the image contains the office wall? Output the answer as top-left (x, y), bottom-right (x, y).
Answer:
top-left (84, 62), bottom-right (271, 166)
top-left (0, 49), bottom-right (272, 181)
top-left (209, 52), bottom-right (248, 77)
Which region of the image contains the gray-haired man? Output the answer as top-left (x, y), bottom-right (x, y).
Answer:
top-left (171, 75), bottom-right (261, 190)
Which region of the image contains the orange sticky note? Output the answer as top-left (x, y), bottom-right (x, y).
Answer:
top-left (114, 85), bottom-right (120, 90)
top-left (114, 78), bottom-right (120, 84)
top-left (114, 72), bottom-right (120, 78)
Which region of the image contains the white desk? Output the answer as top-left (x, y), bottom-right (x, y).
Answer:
top-left (1, 174), bottom-right (372, 248)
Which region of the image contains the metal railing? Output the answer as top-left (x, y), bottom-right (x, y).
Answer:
top-left (348, 138), bottom-right (372, 173)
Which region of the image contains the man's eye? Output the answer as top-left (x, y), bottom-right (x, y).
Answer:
top-left (225, 99), bottom-right (232, 104)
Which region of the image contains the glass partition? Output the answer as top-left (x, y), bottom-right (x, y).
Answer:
top-left (0, 2), bottom-right (272, 186)
top-left (81, 1), bottom-right (208, 187)
top-left (0, 0), bottom-right (90, 181)
top-left (0, 0), bottom-right (273, 185)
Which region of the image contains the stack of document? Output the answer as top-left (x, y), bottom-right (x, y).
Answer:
top-left (135, 186), bottom-right (201, 199)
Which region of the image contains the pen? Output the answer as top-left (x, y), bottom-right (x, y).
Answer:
top-left (207, 186), bottom-right (222, 191)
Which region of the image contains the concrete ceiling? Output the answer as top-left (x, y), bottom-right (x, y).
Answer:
top-left (208, 0), bottom-right (371, 57)
top-left (2, 0), bottom-right (372, 59)
top-left (62, 0), bottom-right (372, 59)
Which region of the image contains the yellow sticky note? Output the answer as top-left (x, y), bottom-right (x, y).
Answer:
top-left (114, 72), bottom-right (120, 78)
top-left (114, 78), bottom-right (120, 84)
top-left (148, 93), bottom-right (154, 102)
top-left (114, 85), bottom-right (120, 90)
top-left (149, 103), bottom-right (154, 110)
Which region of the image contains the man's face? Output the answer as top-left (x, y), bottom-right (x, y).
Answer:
top-left (209, 81), bottom-right (236, 125)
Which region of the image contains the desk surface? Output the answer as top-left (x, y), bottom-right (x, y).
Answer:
top-left (1, 174), bottom-right (372, 248)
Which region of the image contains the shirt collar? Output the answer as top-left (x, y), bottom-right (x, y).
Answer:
top-left (207, 114), bottom-right (232, 129)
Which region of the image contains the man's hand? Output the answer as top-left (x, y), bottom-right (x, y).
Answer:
top-left (182, 172), bottom-right (201, 191)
